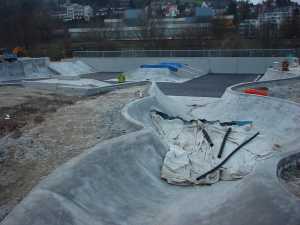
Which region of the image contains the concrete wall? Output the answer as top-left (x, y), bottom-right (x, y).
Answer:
top-left (0, 61), bottom-right (25, 81)
top-left (77, 57), bottom-right (285, 74)
top-left (0, 58), bottom-right (52, 82)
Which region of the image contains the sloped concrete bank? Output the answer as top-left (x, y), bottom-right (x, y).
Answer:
top-left (233, 76), bottom-right (300, 103)
top-left (0, 58), bottom-right (100, 83)
top-left (260, 67), bottom-right (300, 81)
top-left (23, 80), bottom-right (148, 96)
top-left (2, 77), bottom-right (300, 224)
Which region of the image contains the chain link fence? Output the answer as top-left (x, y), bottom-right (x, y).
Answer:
top-left (73, 49), bottom-right (296, 58)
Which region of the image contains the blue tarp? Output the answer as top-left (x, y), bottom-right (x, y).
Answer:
top-left (160, 62), bottom-right (184, 69)
top-left (140, 62), bottom-right (186, 72)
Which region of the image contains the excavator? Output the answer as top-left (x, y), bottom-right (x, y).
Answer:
top-left (0, 47), bottom-right (26, 63)
top-left (13, 47), bottom-right (26, 57)
top-left (0, 48), bottom-right (18, 63)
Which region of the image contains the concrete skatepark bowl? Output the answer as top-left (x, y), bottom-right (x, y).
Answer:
top-left (1, 59), bottom-right (300, 225)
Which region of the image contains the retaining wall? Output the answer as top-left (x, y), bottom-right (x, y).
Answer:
top-left (77, 57), bottom-right (285, 74)
top-left (0, 58), bottom-right (52, 82)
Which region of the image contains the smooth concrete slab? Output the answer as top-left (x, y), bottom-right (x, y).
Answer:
top-left (24, 78), bottom-right (110, 87)
top-left (80, 72), bottom-right (121, 81)
top-left (23, 79), bottom-right (148, 96)
top-left (157, 73), bottom-right (258, 97)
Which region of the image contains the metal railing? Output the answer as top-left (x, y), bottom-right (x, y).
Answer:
top-left (73, 49), bottom-right (296, 58)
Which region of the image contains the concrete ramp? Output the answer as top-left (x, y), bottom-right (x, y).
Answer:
top-left (121, 64), bottom-right (206, 83)
top-left (0, 61), bottom-right (24, 81)
top-left (261, 67), bottom-right (300, 81)
top-left (0, 58), bottom-right (55, 82)
top-left (21, 58), bottom-right (55, 78)
top-left (48, 60), bottom-right (95, 77)
top-left (123, 68), bottom-right (187, 83)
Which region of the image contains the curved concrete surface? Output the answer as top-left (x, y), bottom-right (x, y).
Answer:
top-left (48, 60), bottom-right (95, 77)
top-left (260, 67), bottom-right (300, 81)
top-left (107, 65), bottom-right (206, 83)
top-left (2, 75), bottom-right (300, 224)
top-left (233, 76), bottom-right (300, 103)
top-left (2, 133), bottom-right (300, 225)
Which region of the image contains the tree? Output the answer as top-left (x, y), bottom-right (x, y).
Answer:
top-left (211, 18), bottom-right (228, 39)
top-left (0, 0), bottom-right (56, 48)
top-left (238, 0), bottom-right (251, 21)
top-left (258, 22), bottom-right (279, 47)
top-left (226, 0), bottom-right (238, 25)
top-left (227, 0), bottom-right (237, 15)
top-left (275, 0), bottom-right (291, 7)
top-left (280, 8), bottom-right (300, 39)
top-left (138, 18), bottom-right (166, 48)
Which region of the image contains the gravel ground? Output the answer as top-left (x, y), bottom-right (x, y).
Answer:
top-left (0, 85), bottom-right (147, 221)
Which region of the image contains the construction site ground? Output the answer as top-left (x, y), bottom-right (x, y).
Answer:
top-left (0, 85), bottom-right (147, 221)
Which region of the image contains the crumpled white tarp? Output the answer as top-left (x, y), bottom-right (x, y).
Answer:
top-left (151, 111), bottom-right (272, 185)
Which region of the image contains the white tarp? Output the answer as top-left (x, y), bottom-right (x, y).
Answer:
top-left (151, 111), bottom-right (272, 185)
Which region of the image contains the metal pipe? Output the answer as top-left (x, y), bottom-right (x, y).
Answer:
top-left (196, 132), bottom-right (260, 181)
top-left (202, 128), bottom-right (214, 147)
top-left (217, 128), bottom-right (232, 159)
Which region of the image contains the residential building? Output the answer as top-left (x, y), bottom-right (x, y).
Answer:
top-left (258, 6), bottom-right (295, 26)
top-left (96, 8), bottom-right (109, 17)
top-left (84, 5), bottom-right (94, 21)
top-left (64, 3), bottom-right (94, 22)
top-left (124, 9), bottom-right (145, 26)
top-left (163, 3), bottom-right (179, 17)
top-left (69, 22), bottom-right (211, 40)
top-left (194, 3), bottom-right (215, 22)
top-left (104, 19), bottom-right (124, 28)
top-left (239, 19), bottom-right (259, 38)
top-left (118, 0), bottom-right (131, 8)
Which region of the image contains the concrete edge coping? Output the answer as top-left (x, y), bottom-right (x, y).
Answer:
top-left (226, 77), bottom-right (300, 108)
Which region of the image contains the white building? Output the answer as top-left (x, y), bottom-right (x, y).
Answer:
top-left (258, 7), bottom-right (294, 26)
top-left (239, 19), bottom-right (259, 38)
top-left (64, 3), bottom-right (94, 21)
top-left (84, 5), bottom-right (94, 21)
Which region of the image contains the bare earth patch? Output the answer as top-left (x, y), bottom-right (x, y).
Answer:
top-left (0, 85), bottom-right (147, 221)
